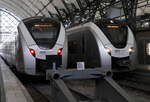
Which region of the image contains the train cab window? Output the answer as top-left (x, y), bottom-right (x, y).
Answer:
top-left (96, 20), bottom-right (128, 48)
top-left (68, 30), bottom-right (101, 68)
top-left (24, 18), bottom-right (60, 49)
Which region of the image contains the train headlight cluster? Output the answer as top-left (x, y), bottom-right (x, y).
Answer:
top-left (128, 47), bottom-right (134, 53)
top-left (105, 48), bottom-right (111, 53)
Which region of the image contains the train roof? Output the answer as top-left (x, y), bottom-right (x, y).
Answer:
top-left (22, 16), bottom-right (60, 24)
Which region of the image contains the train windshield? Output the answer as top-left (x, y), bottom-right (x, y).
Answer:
top-left (96, 20), bottom-right (128, 48)
top-left (25, 18), bottom-right (60, 49)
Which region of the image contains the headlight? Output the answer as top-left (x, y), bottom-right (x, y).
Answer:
top-left (105, 48), bottom-right (111, 53)
top-left (128, 47), bottom-right (134, 53)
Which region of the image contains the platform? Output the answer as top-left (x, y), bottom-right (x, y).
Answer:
top-left (136, 65), bottom-right (150, 71)
top-left (0, 57), bottom-right (33, 102)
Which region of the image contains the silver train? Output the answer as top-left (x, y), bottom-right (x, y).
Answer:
top-left (1, 18), bottom-right (137, 75)
top-left (1, 16), bottom-right (66, 75)
top-left (65, 20), bottom-right (137, 72)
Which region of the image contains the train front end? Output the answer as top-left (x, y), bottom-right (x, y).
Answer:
top-left (18, 17), bottom-right (65, 75)
top-left (96, 20), bottom-right (136, 72)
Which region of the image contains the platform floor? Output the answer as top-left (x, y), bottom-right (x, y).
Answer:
top-left (136, 65), bottom-right (150, 70)
top-left (134, 65), bottom-right (150, 74)
top-left (0, 58), bottom-right (33, 102)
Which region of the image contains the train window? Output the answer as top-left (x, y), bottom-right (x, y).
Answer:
top-left (146, 43), bottom-right (150, 55)
top-left (25, 18), bottom-right (60, 49)
top-left (68, 33), bottom-right (84, 54)
top-left (31, 26), bottom-right (57, 39)
top-left (68, 30), bottom-right (101, 68)
top-left (96, 20), bottom-right (128, 48)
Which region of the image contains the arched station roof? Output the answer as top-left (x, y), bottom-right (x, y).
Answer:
top-left (0, 0), bottom-right (150, 21)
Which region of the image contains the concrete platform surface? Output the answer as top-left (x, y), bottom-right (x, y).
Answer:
top-left (0, 58), bottom-right (34, 102)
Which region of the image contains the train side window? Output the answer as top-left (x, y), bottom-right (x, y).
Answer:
top-left (146, 43), bottom-right (150, 55)
top-left (68, 40), bottom-right (80, 54)
top-left (84, 30), bottom-right (101, 68)
top-left (68, 30), bottom-right (100, 68)
top-left (68, 35), bottom-right (84, 54)
top-left (68, 32), bottom-right (85, 68)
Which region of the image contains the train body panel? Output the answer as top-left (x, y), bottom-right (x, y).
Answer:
top-left (66, 23), bottom-right (112, 69)
top-left (3, 16), bottom-right (66, 76)
top-left (1, 18), bottom-right (137, 74)
top-left (66, 21), bottom-right (137, 72)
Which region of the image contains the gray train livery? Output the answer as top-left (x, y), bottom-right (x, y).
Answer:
top-left (1, 16), bottom-right (66, 75)
top-left (65, 20), bottom-right (137, 72)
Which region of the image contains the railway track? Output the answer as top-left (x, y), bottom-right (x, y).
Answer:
top-left (11, 65), bottom-right (150, 102)
top-left (25, 83), bottom-right (52, 102)
top-left (113, 69), bottom-right (150, 102)
top-left (113, 69), bottom-right (150, 92)
top-left (11, 70), bottom-right (53, 102)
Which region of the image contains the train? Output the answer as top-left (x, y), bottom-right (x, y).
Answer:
top-left (1, 16), bottom-right (66, 75)
top-left (1, 18), bottom-right (137, 75)
top-left (65, 20), bottom-right (137, 72)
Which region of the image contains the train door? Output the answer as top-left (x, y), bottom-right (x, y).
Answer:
top-left (67, 30), bottom-right (101, 68)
